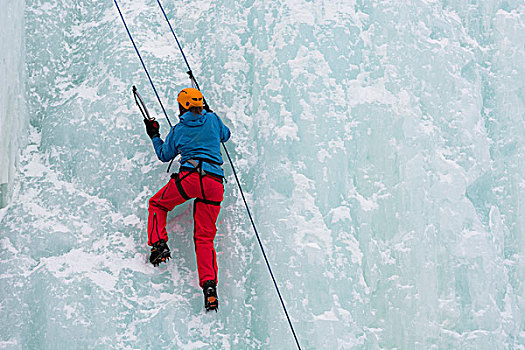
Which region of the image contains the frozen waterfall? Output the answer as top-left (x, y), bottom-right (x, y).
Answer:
top-left (0, 0), bottom-right (523, 349)
top-left (0, 0), bottom-right (26, 209)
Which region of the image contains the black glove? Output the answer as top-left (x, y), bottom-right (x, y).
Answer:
top-left (144, 118), bottom-right (160, 139)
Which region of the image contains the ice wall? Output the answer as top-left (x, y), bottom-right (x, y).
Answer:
top-left (0, 0), bottom-right (26, 208)
top-left (0, 0), bottom-right (523, 349)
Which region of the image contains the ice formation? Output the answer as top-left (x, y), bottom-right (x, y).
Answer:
top-left (0, 0), bottom-right (26, 208)
top-left (0, 0), bottom-right (523, 348)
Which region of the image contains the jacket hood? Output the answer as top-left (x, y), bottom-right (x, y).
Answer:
top-left (180, 111), bottom-right (206, 127)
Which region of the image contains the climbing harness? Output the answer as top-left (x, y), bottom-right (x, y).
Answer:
top-left (114, 1), bottom-right (302, 349)
top-left (186, 159), bottom-right (207, 176)
top-left (171, 158), bottom-right (222, 206)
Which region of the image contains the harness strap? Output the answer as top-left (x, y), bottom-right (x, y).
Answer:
top-left (171, 172), bottom-right (191, 200)
top-left (199, 167), bottom-right (206, 201)
top-left (195, 198), bottom-right (221, 206)
top-left (187, 159), bottom-right (206, 176)
top-left (186, 159), bottom-right (210, 201)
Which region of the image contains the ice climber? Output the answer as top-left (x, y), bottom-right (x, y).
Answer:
top-left (143, 87), bottom-right (230, 312)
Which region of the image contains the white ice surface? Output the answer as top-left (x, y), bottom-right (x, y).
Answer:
top-left (0, 0), bottom-right (524, 349)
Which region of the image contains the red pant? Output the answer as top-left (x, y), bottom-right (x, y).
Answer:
top-left (148, 171), bottom-right (224, 287)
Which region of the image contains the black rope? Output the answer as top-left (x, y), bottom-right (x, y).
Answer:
top-left (220, 143), bottom-right (303, 350)
top-left (113, 0), bottom-right (172, 127)
top-left (154, 2), bottom-right (302, 349)
top-left (114, 2), bottom-right (302, 348)
top-left (154, 1), bottom-right (203, 94)
top-left (155, 0), bottom-right (215, 112)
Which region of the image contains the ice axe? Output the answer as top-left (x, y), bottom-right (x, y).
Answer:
top-left (133, 85), bottom-right (176, 172)
top-left (132, 85), bottom-right (153, 121)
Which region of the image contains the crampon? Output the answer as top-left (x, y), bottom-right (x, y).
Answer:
top-left (150, 240), bottom-right (171, 267)
top-left (203, 280), bottom-right (219, 312)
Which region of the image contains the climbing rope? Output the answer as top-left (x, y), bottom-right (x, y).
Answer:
top-left (113, 0), bottom-right (172, 127)
top-left (114, 1), bottom-right (302, 348)
top-left (154, 2), bottom-right (303, 349)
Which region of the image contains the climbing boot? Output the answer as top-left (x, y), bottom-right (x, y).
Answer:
top-left (150, 240), bottom-right (171, 267)
top-left (203, 280), bottom-right (219, 312)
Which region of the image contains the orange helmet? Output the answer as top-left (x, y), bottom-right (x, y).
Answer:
top-left (177, 88), bottom-right (204, 109)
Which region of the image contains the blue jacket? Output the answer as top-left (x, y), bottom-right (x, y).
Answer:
top-left (151, 110), bottom-right (231, 177)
